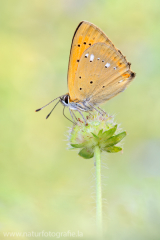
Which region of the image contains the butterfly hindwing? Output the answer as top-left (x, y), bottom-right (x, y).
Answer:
top-left (71, 42), bottom-right (135, 104)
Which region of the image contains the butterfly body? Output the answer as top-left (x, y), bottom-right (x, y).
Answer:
top-left (36, 21), bottom-right (135, 123)
top-left (60, 94), bottom-right (93, 112)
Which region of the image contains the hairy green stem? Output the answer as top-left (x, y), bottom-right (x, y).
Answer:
top-left (94, 145), bottom-right (103, 237)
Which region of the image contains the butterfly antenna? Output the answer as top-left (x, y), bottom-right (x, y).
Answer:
top-left (35, 96), bottom-right (63, 112)
top-left (46, 100), bottom-right (60, 119)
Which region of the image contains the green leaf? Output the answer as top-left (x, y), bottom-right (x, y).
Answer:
top-left (102, 125), bottom-right (117, 140)
top-left (104, 146), bottom-right (122, 153)
top-left (98, 129), bottom-right (103, 137)
top-left (71, 142), bottom-right (86, 148)
top-left (78, 148), bottom-right (94, 159)
top-left (103, 131), bottom-right (126, 147)
top-left (91, 132), bottom-right (99, 139)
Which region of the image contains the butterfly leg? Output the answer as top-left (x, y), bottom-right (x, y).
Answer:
top-left (97, 106), bottom-right (107, 115)
top-left (63, 107), bottom-right (76, 124)
top-left (69, 108), bottom-right (77, 124)
top-left (88, 103), bottom-right (104, 116)
top-left (77, 109), bottom-right (87, 125)
top-left (71, 110), bottom-right (78, 121)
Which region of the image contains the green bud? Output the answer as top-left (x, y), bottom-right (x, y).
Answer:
top-left (78, 148), bottom-right (94, 159)
top-left (68, 112), bottom-right (126, 159)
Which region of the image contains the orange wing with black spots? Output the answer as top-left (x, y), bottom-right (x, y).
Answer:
top-left (67, 21), bottom-right (135, 103)
top-left (67, 21), bottom-right (116, 101)
top-left (73, 43), bottom-right (135, 104)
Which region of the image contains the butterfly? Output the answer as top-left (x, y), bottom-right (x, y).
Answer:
top-left (36, 21), bottom-right (136, 124)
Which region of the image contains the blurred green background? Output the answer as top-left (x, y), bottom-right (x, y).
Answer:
top-left (0, 0), bottom-right (160, 239)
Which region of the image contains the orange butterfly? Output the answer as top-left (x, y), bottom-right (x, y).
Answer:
top-left (36, 21), bottom-right (136, 124)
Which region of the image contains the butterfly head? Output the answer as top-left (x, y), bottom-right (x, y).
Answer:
top-left (60, 94), bottom-right (70, 107)
top-left (60, 94), bottom-right (93, 113)
top-left (60, 94), bottom-right (80, 110)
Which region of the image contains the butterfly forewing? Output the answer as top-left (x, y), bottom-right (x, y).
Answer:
top-left (71, 42), bottom-right (135, 104)
top-left (67, 21), bottom-right (117, 101)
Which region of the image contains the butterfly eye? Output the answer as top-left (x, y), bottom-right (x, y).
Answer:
top-left (77, 60), bottom-right (80, 62)
top-left (79, 76), bottom-right (81, 79)
top-left (90, 81), bottom-right (93, 84)
top-left (83, 42), bottom-right (86, 44)
top-left (78, 44), bottom-right (80, 47)
top-left (80, 88), bottom-right (82, 90)
top-left (64, 95), bottom-right (69, 104)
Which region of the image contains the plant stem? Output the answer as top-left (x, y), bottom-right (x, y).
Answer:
top-left (94, 145), bottom-right (103, 237)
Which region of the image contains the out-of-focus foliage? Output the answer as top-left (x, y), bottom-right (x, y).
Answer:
top-left (0, 0), bottom-right (160, 239)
